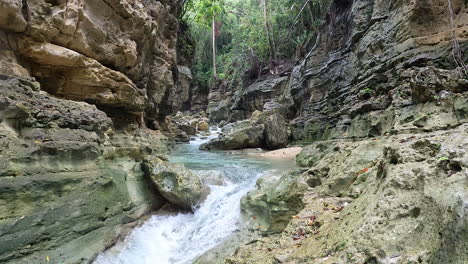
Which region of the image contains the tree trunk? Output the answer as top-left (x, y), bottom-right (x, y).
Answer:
top-left (212, 14), bottom-right (217, 78)
top-left (263, 0), bottom-right (276, 60)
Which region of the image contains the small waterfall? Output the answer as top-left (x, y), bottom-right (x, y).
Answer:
top-left (94, 127), bottom-right (273, 264)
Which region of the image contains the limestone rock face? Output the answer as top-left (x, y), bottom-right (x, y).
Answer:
top-left (0, 0), bottom-right (185, 122)
top-left (230, 77), bottom-right (289, 121)
top-left (175, 65), bottom-right (194, 109)
top-left (241, 171), bottom-right (307, 233)
top-left (228, 124), bottom-right (468, 264)
top-left (288, 0), bottom-right (468, 141)
top-left (264, 113), bottom-right (288, 150)
top-left (20, 41), bottom-right (146, 111)
top-left (144, 158), bottom-right (208, 210)
top-left (0, 0), bottom-right (27, 32)
top-left (0, 77), bottom-right (171, 263)
top-left (0, 1), bottom-right (187, 262)
top-left (206, 76), bottom-right (289, 123)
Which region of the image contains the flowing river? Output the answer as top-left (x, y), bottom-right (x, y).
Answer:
top-left (94, 131), bottom-right (294, 264)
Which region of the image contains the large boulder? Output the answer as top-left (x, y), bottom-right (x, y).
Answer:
top-left (197, 120), bottom-right (210, 131)
top-left (144, 158), bottom-right (208, 210)
top-left (240, 171), bottom-right (308, 233)
top-left (264, 113), bottom-right (289, 149)
top-left (200, 109), bottom-right (293, 151)
top-left (200, 120), bottom-right (265, 150)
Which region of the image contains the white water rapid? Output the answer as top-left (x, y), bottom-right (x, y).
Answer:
top-left (94, 128), bottom-right (281, 264)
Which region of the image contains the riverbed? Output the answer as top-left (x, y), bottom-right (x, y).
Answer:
top-left (94, 132), bottom-right (295, 264)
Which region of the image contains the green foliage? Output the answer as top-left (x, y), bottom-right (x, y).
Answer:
top-left (360, 88), bottom-right (372, 94)
top-left (183, 0), bottom-right (331, 89)
top-left (335, 240), bottom-right (347, 252)
top-left (193, 0), bottom-right (226, 27)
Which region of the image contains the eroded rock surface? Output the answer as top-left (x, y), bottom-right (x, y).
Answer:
top-left (0, 0), bottom-right (189, 123)
top-left (197, 0), bottom-right (468, 263)
top-left (0, 77), bottom-right (171, 263)
top-left (200, 110), bottom-right (291, 150)
top-left (228, 125), bottom-right (468, 264)
top-left (144, 157), bottom-right (208, 210)
top-left (288, 0), bottom-right (468, 142)
top-left (0, 0), bottom-right (192, 262)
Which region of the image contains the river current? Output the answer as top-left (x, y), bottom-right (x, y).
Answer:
top-left (94, 130), bottom-right (290, 264)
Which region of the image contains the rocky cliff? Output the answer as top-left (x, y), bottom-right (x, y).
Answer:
top-left (0, 0), bottom-right (202, 263)
top-left (208, 0), bottom-right (468, 131)
top-left (288, 0), bottom-right (468, 142)
top-left (199, 0), bottom-right (468, 263)
top-left (0, 0), bottom-right (198, 125)
top-left (1, 0), bottom-right (467, 263)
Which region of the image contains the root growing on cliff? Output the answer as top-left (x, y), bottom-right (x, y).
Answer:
top-left (447, 0), bottom-right (468, 76)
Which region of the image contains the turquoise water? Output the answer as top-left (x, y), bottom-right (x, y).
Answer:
top-left (94, 131), bottom-right (293, 264)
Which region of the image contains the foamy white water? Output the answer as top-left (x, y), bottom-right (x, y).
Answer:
top-left (94, 127), bottom-right (271, 264)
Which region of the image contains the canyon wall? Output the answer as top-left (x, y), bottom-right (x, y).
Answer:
top-left (200, 0), bottom-right (468, 263)
top-left (288, 0), bottom-right (468, 142)
top-left (208, 0), bottom-right (468, 137)
top-left (0, 0), bottom-right (193, 262)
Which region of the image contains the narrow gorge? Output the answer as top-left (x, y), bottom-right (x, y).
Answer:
top-left (0, 0), bottom-right (467, 264)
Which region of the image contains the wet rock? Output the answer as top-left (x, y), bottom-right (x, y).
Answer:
top-left (195, 170), bottom-right (226, 186)
top-left (0, 76), bottom-right (172, 264)
top-left (218, 120), bottom-right (227, 128)
top-left (200, 120), bottom-right (265, 150)
top-left (144, 158), bottom-right (208, 210)
top-left (178, 124), bottom-right (197, 136)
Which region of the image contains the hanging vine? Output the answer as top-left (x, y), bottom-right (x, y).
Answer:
top-left (447, 0), bottom-right (468, 76)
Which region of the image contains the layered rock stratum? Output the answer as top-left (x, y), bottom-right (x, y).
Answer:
top-left (0, 0), bottom-right (203, 263)
top-left (0, 0), bottom-right (467, 263)
top-left (198, 0), bottom-right (468, 263)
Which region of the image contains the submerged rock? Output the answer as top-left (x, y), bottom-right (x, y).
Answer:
top-left (144, 158), bottom-right (209, 210)
top-left (195, 170), bottom-right (226, 186)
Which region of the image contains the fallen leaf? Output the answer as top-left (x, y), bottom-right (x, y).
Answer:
top-left (333, 206), bottom-right (344, 213)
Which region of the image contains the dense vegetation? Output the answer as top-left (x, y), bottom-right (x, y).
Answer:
top-left (181, 0), bottom-right (331, 89)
